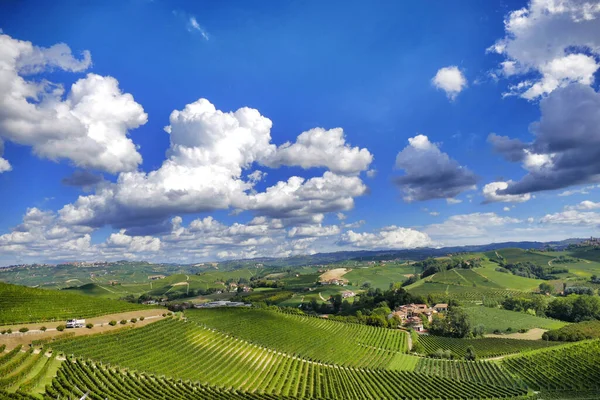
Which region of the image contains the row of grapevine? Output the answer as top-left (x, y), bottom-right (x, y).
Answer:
top-left (51, 318), bottom-right (529, 399)
top-left (414, 357), bottom-right (522, 388)
top-left (503, 340), bottom-right (600, 392)
top-left (0, 282), bottom-right (150, 324)
top-left (185, 308), bottom-right (408, 368)
top-left (45, 358), bottom-right (289, 399)
top-left (418, 335), bottom-right (559, 358)
top-left (0, 345), bottom-right (60, 397)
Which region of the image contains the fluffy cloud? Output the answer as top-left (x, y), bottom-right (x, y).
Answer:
top-left (0, 139), bottom-right (10, 173)
top-left (338, 226), bottom-right (432, 249)
top-left (424, 212), bottom-right (522, 243)
top-left (489, 0), bottom-right (600, 98)
top-left (566, 200), bottom-right (600, 210)
top-left (482, 181), bottom-right (531, 203)
top-left (0, 208), bottom-right (93, 261)
top-left (264, 127), bottom-right (373, 175)
top-left (540, 210), bottom-right (600, 226)
top-left (394, 135), bottom-right (477, 202)
top-left (0, 33), bottom-right (148, 173)
top-left (432, 66), bottom-right (468, 100)
top-left (494, 84), bottom-right (600, 195)
top-left (105, 230), bottom-right (161, 252)
top-left (57, 99), bottom-right (369, 234)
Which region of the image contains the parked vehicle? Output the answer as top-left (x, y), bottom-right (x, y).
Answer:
top-left (66, 319), bottom-right (86, 328)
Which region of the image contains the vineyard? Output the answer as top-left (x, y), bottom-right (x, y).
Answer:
top-left (185, 308), bottom-right (409, 368)
top-left (407, 282), bottom-right (531, 303)
top-left (49, 317), bottom-right (529, 399)
top-left (0, 344), bottom-right (60, 396)
top-left (0, 282), bottom-right (149, 324)
top-left (503, 340), bottom-right (600, 392)
top-left (462, 306), bottom-right (568, 333)
top-left (414, 358), bottom-right (522, 388)
top-left (418, 335), bottom-right (560, 358)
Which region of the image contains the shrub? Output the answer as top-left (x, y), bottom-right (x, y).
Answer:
top-left (493, 329), bottom-right (502, 334)
top-left (506, 327), bottom-right (513, 332)
top-left (167, 312), bottom-right (173, 316)
top-left (518, 328), bottom-right (528, 333)
top-left (162, 313), bottom-right (167, 317)
top-left (40, 326), bottom-right (47, 332)
top-left (130, 318), bottom-right (137, 323)
top-left (6, 328), bottom-right (12, 334)
top-left (1, 330), bottom-right (6, 335)
top-left (120, 319), bottom-right (127, 325)
top-left (56, 325), bottom-right (65, 332)
top-left (139, 316), bottom-right (145, 321)
top-left (86, 323), bottom-right (94, 329)
top-left (109, 320), bottom-right (117, 326)
top-left (19, 327), bottom-right (29, 333)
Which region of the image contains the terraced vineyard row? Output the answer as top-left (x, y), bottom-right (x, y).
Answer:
top-left (0, 344), bottom-right (61, 397)
top-left (408, 283), bottom-right (533, 303)
top-left (186, 308), bottom-right (408, 368)
top-left (47, 358), bottom-right (290, 399)
top-left (52, 318), bottom-right (529, 399)
top-left (414, 358), bottom-right (521, 388)
top-left (418, 335), bottom-right (560, 358)
top-left (0, 282), bottom-right (149, 324)
top-left (503, 340), bottom-right (600, 392)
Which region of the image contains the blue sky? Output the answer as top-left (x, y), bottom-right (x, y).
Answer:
top-left (1, 0), bottom-right (599, 265)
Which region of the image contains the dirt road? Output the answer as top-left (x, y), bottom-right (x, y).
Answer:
top-left (0, 309), bottom-right (165, 350)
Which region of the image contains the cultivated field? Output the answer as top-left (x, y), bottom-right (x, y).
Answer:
top-left (462, 306), bottom-right (568, 334)
top-left (0, 283), bottom-right (150, 325)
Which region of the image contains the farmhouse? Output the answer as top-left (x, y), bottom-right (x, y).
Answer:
top-left (342, 290), bottom-right (355, 298)
top-left (434, 303), bottom-right (448, 313)
top-left (392, 303), bottom-right (437, 323)
top-left (148, 275), bottom-right (166, 280)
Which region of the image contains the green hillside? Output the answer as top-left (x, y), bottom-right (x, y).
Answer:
top-left (504, 340), bottom-right (600, 395)
top-left (0, 282), bottom-right (150, 325)
top-left (463, 306), bottom-right (568, 333)
top-left (51, 317), bottom-right (528, 399)
top-left (186, 308), bottom-right (410, 369)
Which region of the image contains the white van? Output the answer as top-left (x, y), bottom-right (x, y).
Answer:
top-left (66, 319), bottom-right (86, 328)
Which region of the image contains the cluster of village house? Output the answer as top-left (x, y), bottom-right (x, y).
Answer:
top-left (389, 303), bottom-right (448, 332)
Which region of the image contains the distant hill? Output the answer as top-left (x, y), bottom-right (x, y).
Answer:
top-left (215, 238), bottom-right (585, 268)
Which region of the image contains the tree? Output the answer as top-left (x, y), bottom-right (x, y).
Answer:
top-left (465, 346), bottom-right (477, 361)
top-left (539, 282), bottom-right (554, 295)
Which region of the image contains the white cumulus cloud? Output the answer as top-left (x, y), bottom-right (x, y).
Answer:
top-left (0, 33), bottom-right (148, 174)
top-left (432, 66), bottom-right (468, 100)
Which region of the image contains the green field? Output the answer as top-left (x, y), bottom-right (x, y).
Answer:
top-left (462, 306), bottom-right (568, 333)
top-left (503, 340), bottom-right (600, 394)
top-left (417, 335), bottom-right (560, 358)
top-left (477, 262), bottom-right (545, 291)
top-left (542, 320), bottom-right (600, 341)
top-left (50, 317), bottom-right (528, 399)
top-left (343, 263), bottom-right (417, 289)
top-left (0, 282), bottom-right (150, 325)
top-left (186, 308), bottom-right (409, 368)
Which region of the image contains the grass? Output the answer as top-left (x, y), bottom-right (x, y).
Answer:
top-left (543, 320), bottom-right (600, 341)
top-left (477, 262), bottom-right (544, 291)
top-left (0, 282), bottom-right (148, 325)
top-left (462, 305), bottom-right (568, 333)
top-left (343, 263), bottom-right (417, 289)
